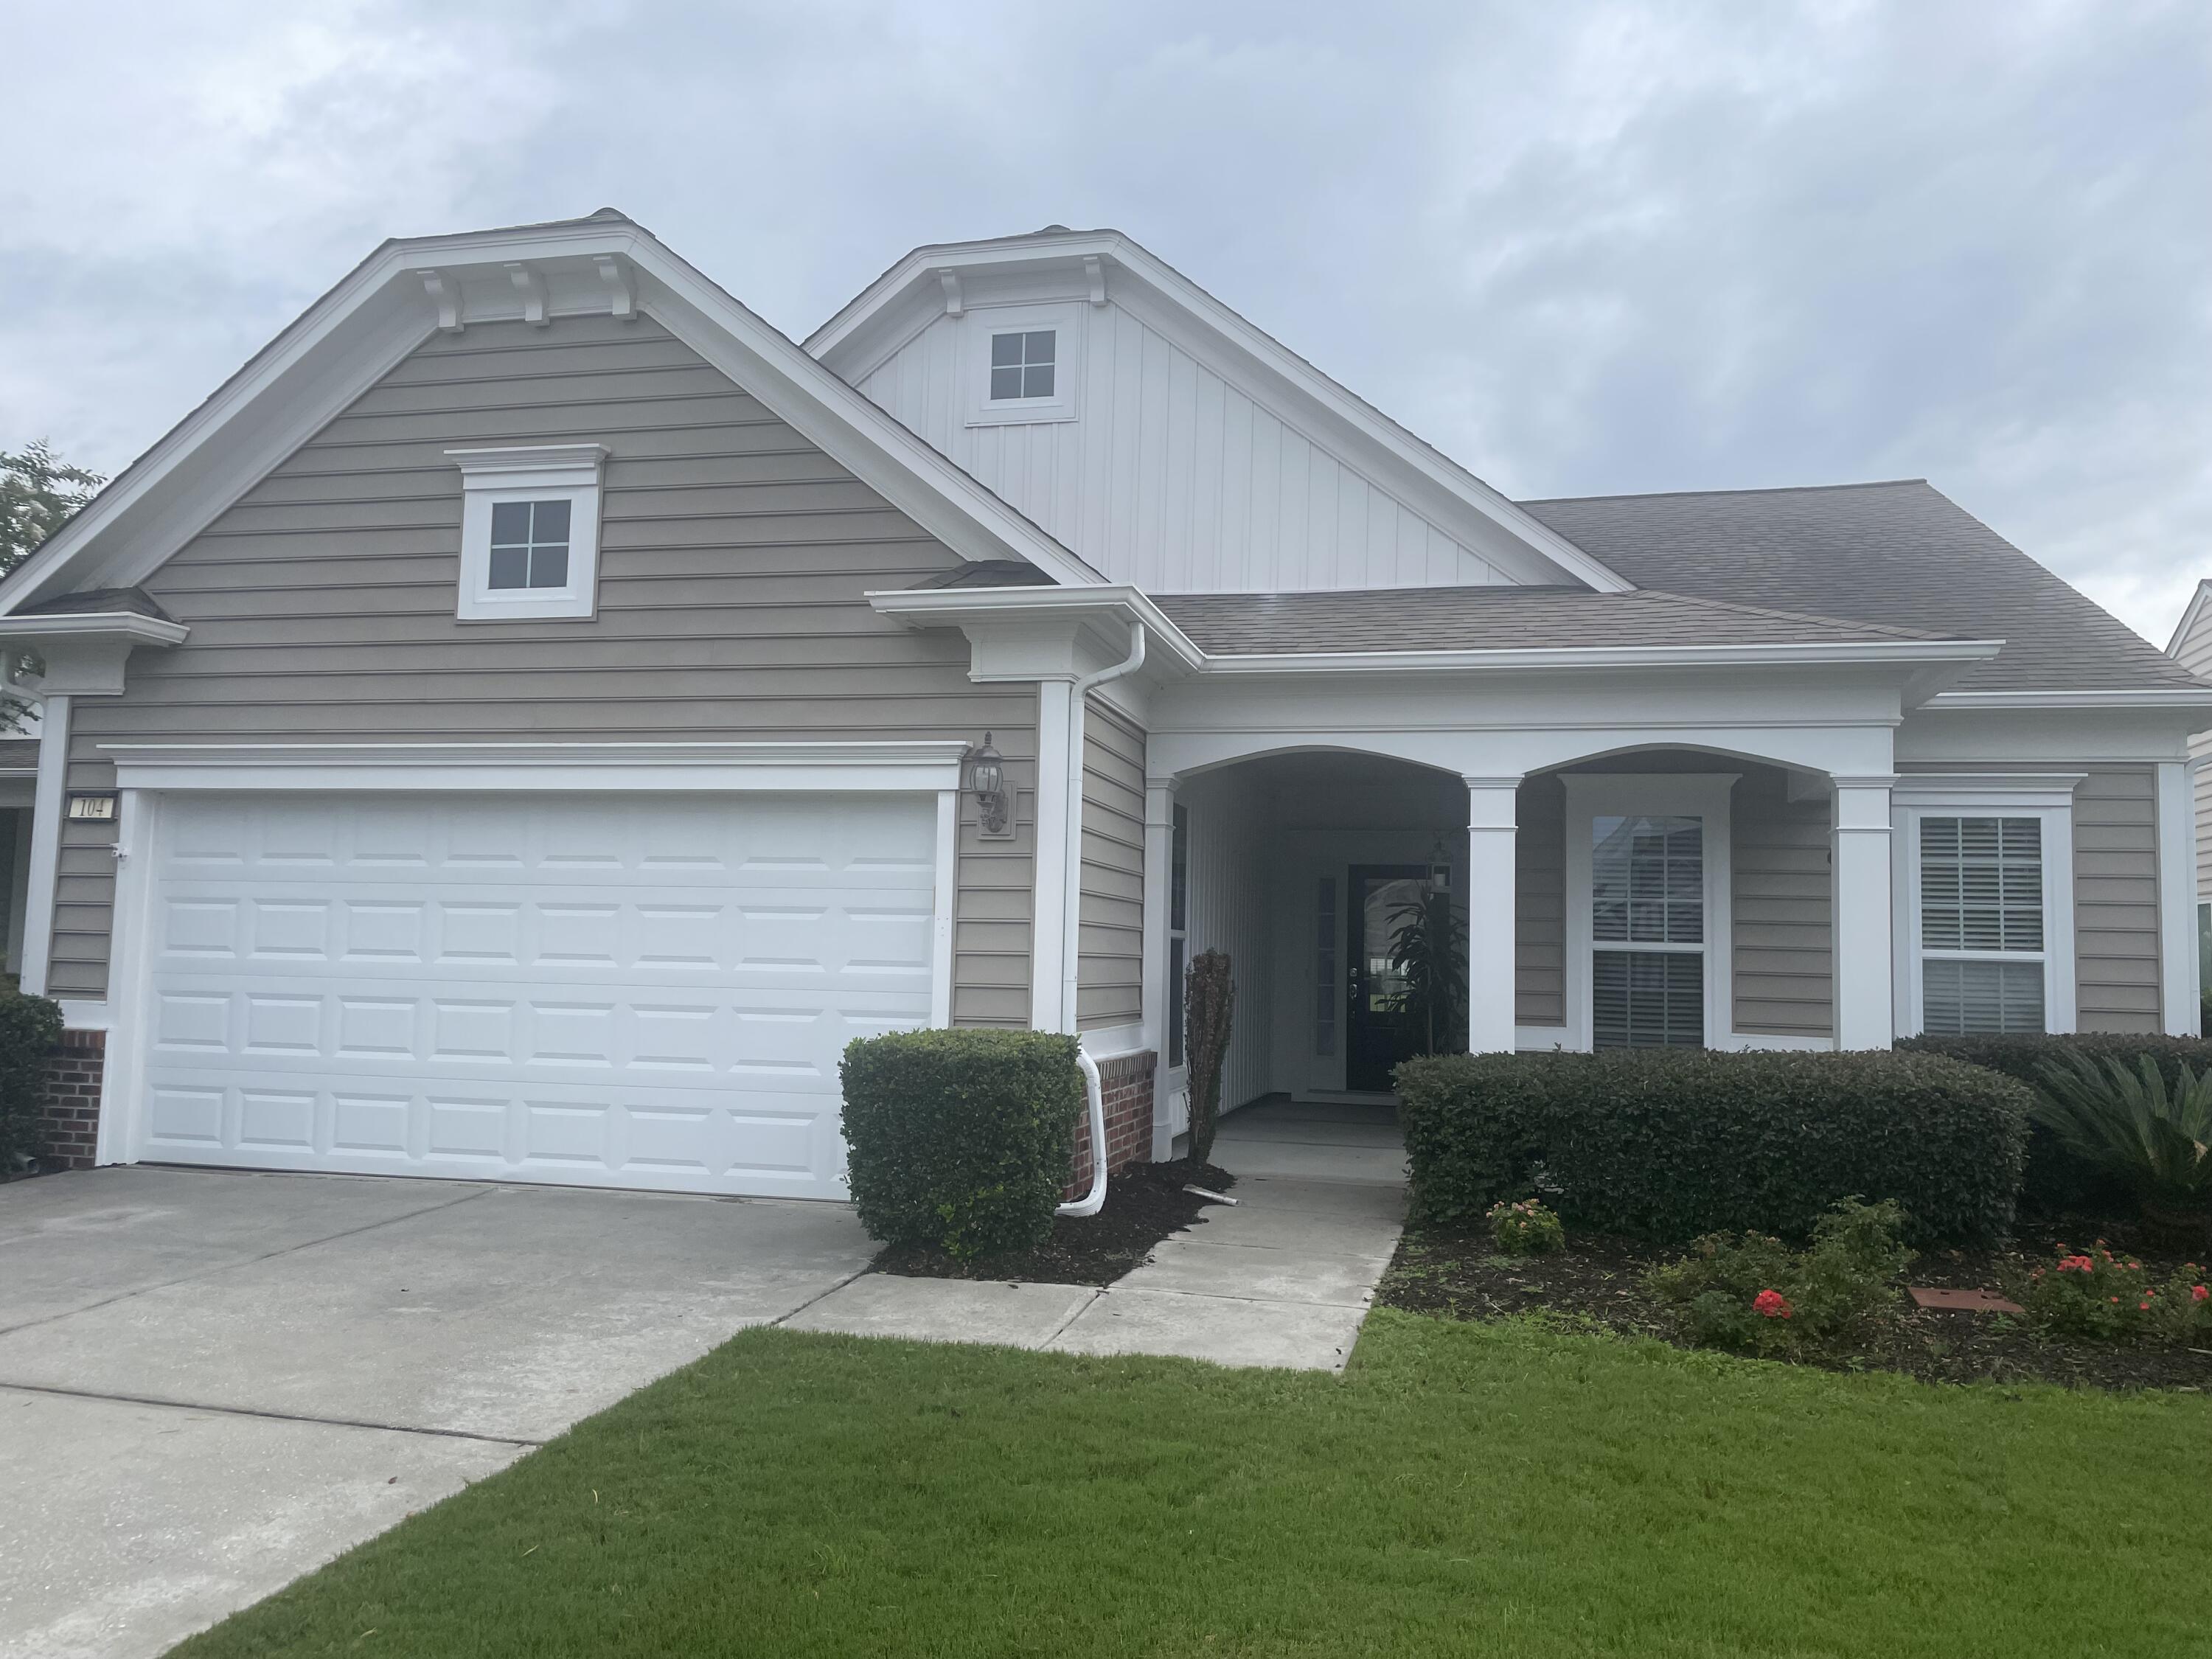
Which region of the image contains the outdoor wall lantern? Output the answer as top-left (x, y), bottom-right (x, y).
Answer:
top-left (1427, 830), bottom-right (1454, 894)
top-left (967, 733), bottom-right (1014, 839)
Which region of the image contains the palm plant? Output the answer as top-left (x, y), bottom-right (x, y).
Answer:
top-left (2031, 1051), bottom-right (2212, 1225)
top-left (1385, 890), bottom-right (1468, 1057)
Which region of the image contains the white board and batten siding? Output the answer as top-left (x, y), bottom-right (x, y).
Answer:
top-left (855, 302), bottom-right (1516, 594)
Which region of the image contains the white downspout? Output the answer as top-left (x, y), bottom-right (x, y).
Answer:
top-left (1056, 618), bottom-right (1147, 1219)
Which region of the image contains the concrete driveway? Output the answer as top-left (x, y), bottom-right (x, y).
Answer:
top-left (0, 1166), bottom-right (873, 1659)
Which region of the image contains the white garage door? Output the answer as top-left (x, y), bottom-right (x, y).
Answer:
top-left (131, 791), bottom-right (939, 1197)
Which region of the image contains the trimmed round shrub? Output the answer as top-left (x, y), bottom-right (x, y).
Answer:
top-left (1398, 1048), bottom-right (2031, 1246)
top-left (839, 1029), bottom-right (1082, 1259)
top-left (0, 990), bottom-right (63, 1172)
top-left (1900, 1033), bottom-right (2212, 1215)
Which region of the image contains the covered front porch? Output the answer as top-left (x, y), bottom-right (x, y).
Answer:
top-left (1144, 736), bottom-right (1892, 1147)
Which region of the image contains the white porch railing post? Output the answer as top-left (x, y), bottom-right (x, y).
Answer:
top-left (1141, 778), bottom-right (1177, 1161)
top-left (1832, 775), bottom-right (1897, 1049)
top-left (1464, 775), bottom-right (1523, 1054)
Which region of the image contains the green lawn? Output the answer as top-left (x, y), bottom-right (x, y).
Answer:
top-left (178, 1312), bottom-right (2206, 1658)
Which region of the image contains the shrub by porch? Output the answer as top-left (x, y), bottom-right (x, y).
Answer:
top-left (1398, 1048), bottom-right (2031, 1246)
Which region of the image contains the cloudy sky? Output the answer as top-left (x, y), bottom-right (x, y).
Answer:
top-left (4, 1), bottom-right (2206, 639)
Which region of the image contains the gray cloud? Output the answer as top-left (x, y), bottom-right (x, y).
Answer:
top-left (4, 0), bottom-right (2205, 638)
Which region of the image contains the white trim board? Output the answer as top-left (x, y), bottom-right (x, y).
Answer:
top-left (99, 740), bottom-right (968, 795)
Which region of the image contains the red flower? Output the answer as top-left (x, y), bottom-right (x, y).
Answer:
top-left (2193, 1285), bottom-right (2208, 1303)
top-left (1753, 1289), bottom-right (1793, 1319)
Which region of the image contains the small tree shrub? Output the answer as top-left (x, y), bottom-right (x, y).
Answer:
top-left (1486, 1197), bottom-right (1565, 1255)
top-left (1646, 1199), bottom-right (1912, 1357)
top-left (0, 990), bottom-right (63, 1172)
top-left (1398, 1048), bottom-right (2030, 1245)
top-left (1902, 1033), bottom-right (2212, 1215)
top-left (2007, 1241), bottom-right (2212, 1347)
top-left (838, 1029), bottom-right (1082, 1259)
top-left (2027, 1051), bottom-right (2212, 1228)
top-left (1183, 949), bottom-right (1234, 1164)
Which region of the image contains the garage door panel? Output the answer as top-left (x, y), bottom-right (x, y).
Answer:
top-left (135, 791), bottom-right (936, 1197)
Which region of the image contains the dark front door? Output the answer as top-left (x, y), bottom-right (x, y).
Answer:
top-left (1346, 864), bottom-right (1431, 1092)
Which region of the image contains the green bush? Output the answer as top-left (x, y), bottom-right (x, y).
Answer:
top-left (838, 1029), bottom-right (1082, 1259)
top-left (1902, 1033), bottom-right (2212, 1215)
top-left (1647, 1198), bottom-right (1912, 1357)
top-left (2006, 1240), bottom-right (2212, 1347)
top-left (0, 990), bottom-right (63, 1172)
top-left (1397, 1048), bottom-right (2030, 1246)
top-left (1486, 1197), bottom-right (1565, 1256)
top-left (2028, 1051), bottom-right (2212, 1225)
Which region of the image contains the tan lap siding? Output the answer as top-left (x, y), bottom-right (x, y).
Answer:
top-left (58, 314), bottom-right (1036, 1020)
top-left (1075, 699), bottom-right (1145, 1031)
top-left (1514, 775), bottom-right (1565, 1028)
top-left (2076, 766), bottom-right (2160, 1033)
top-left (1731, 771), bottom-right (1834, 1038)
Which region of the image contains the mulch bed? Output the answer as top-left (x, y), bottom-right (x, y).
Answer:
top-left (1379, 1211), bottom-right (2212, 1391)
top-left (871, 1158), bottom-right (1236, 1287)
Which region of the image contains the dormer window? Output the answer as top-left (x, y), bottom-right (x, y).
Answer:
top-left (990, 330), bottom-right (1057, 401)
top-left (448, 445), bottom-right (606, 621)
top-left (965, 306), bottom-right (1080, 427)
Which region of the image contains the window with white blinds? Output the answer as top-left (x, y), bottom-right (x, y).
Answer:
top-left (1918, 815), bottom-right (2047, 1034)
top-left (1591, 815), bottom-right (1706, 1048)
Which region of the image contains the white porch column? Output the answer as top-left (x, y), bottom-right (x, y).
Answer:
top-left (17, 692), bottom-right (72, 998)
top-left (1028, 678), bottom-right (1075, 1032)
top-left (1464, 775), bottom-right (1522, 1054)
top-left (2156, 759), bottom-right (2199, 1034)
top-left (1832, 774), bottom-right (1896, 1049)
top-left (1141, 779), bottom-right (1176, 1161)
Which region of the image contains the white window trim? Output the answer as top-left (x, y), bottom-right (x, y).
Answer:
top-left (1890, 776), bottom-right (2079, 1037)
top-left (1562, 773), bottom-right (1737, 1051)
top-left (964, 305), bottom-right (1083, 427)
top-left (448, 445), bottom-right (607, 621)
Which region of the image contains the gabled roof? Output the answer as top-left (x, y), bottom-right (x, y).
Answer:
top-left (1150, 585), bottom-right (1955, 655)
top-left (1, 210), bottom-right (1104, 614)
top-left (807, 226), bottom-right (1633, 595)
top-left (1519, 479), bottom-right (2202, 695)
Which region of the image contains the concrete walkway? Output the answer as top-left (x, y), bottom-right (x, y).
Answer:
top-left (789, 1098), bottom-right (1407, 1371)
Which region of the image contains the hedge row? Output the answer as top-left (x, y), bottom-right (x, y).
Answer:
top-left (0, 990), bottom-right (63, 1171)
top-left (838, 1028), bottom-right (1083, 1259)
top-left (1397, 1048), bottom-right (2031, 1246)
top-left (1900, 1032), bottom-right (2212, 1214)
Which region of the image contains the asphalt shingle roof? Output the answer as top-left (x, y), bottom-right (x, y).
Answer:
top-left (1151, 585), bottom-right (1950, 656)
top-left (1517, 479), bottom-right (2197, 692)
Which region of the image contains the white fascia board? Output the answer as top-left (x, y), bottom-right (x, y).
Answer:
top-left (2164, 580), bottom-right (2212, 658)
top-left (869, 585), bottom-right (1997, 684)
top-left (868, 584), bottom-right (1209, 674)
top-left (100, 739), bottom-right (967, 793)
top-left (4, 217), bottom-right (1105, 616)
top-left (1925, 688), bottom-right (2212, 710)
top-left (0, 613), bottom-right (190, 647)
top-left (810, 230), bottom-right (1636, 595)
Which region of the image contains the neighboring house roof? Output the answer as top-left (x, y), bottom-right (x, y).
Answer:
top-left (1150, 585), bottom-right (1955, 656)
top-left (1517, 479), bottom-right (2199, 694)
top-left (808, 226), bottom-right (1633, 594)
top-left (0, 209), bottom-right (1105, 615)
top-left (2163, 578), bottom-right (2212, 658)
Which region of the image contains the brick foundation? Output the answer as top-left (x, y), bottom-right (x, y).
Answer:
top-left (1064, 1049), bottom-right (1158, 1198)
top-left (32, 1029), bottom-right (105, 1169)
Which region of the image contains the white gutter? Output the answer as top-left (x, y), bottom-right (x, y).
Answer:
top-left (1055, 616), bottom-right (1147, 1219)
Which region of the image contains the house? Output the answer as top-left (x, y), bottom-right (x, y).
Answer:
top-left (5, 209), bottom-right (2205, 1198)
top-left (2163, 582), bottom-right (2212, 1003)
